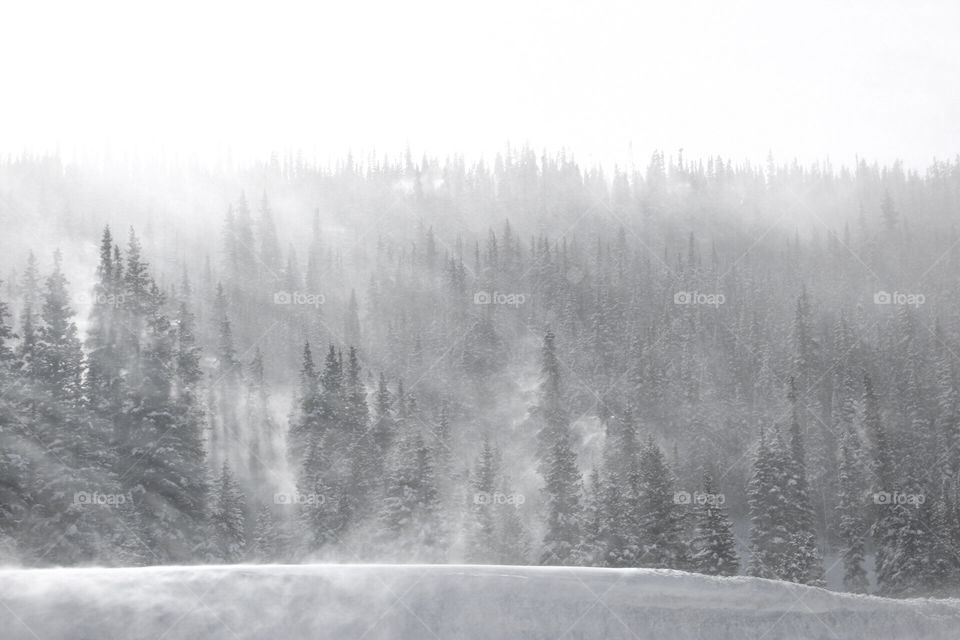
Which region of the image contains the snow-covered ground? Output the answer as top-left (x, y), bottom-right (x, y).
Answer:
top-left (1, 563), bottom-right (958, 639)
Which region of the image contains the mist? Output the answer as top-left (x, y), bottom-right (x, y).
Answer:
top-left (2, 1), bottom-right (960, 638)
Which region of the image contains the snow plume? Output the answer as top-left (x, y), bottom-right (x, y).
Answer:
top-left (2, 564), bottom-right (960, 639)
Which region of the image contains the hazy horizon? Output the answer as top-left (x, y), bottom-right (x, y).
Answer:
top-left (2, 0), bottom-right (958, 170)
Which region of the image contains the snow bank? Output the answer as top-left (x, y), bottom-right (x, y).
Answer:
top-left (1, 563), bottom-right (958, 639)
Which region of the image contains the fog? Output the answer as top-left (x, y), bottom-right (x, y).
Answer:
top-left (1, 3), bottom-right (960, 638)
top-left (2, 0), bottom-right (958, 168)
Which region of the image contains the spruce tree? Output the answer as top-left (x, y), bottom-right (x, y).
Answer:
top-left (28, 252), bottom-right (125, 564)
top-left (836, 432), bottom-right (869, 593)
top-left (289, 342), bottom-right (322, 463)
top-left (467, 436), bottom-right (500, 562)
top-left (864, 373), bottom-right (898, 590)
top-left (211, 462), bottom-right (247, 563)
top-left (539, 430), bottom-right (585, 566)
top-left (0, 282), bottom-right (28, 559)
top-left (780, 379), bottom-right (824, 585)
top-left (875, 476), bottom-right (929, 597)
top-left (747, 428), bottom-right (791, 579)
top-left (495, 477), bottom-right (531, 565)
top-left (690, 471), bottom-right (739, 576)
top-left (343, 346), bottom-right (376, 522)
top-left (535, 330), bottom-right (567, 470)
top-left (377, 433), bottom-right (443, 560)
top-left (170, 296), bottom-right (211, 557)
top-left (636, 437), bottom-right (689, 569)
top-left (15, 251), bottom-right (41, 379)
top-left (372, 372), bottom-right (395, 458)
top-left (252, 504), bottom-right (280, 562)
top-left (85, 226), bottom-right (122, 420)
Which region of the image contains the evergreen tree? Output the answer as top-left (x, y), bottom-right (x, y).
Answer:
top-left (535, 330), bottom-right (567, 470)
top-left (377, 433), bottom-right (444, 560)
top-left (0, 282), bottom-right (28, 559)
top-left (342, 346), bottom-right (376, 521)
top-left (747, 428), bottom-right (791, 579)
top-left (35, 250), bottom-right (84, 403)
top-left (252, 504), bottom-right (281, 562)
top-left (495, 476), bottom-right (530, 565)
top-left (15, 251), bottom-right (41, 379)
top-left (467, 435), bottom-right (500, 562)
top-left (210, 282), bottom-right (242, 470)
top-left (539, 430), bottom-right (585, 566)
top-left (289, 342), bottom-right (322, 463)
top-left (170, 296), bottom-right (211, 557)
top-left (85, 226), bottom-right (123, 419)
top-left (836, 432), bottom-right (869, 593)
top-left (257, 192), bottom-right (283, 286)
top-left (780, 379), bottom-right (824, 585)
top-left (372, 372), bottom-right (395, 457)
top-left (690, 471), bottom-right (739, 576)
top-left (211, 462), bottom-right (247, 563)
top-left (636, 437), bottom-right (689, 569)
top-left (875, 477), bottom-right (929, 597)
top-left (28, 252), bottom-right (125, 564)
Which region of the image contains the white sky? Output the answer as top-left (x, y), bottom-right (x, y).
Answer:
top-left (0, 0), bottom-right (957, 169)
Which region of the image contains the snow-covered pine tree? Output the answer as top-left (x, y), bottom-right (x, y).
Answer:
top-left (377, 432), bottom-right (443, 560)
top-left (534, 330), bottom-right (567, 471)
top-left (85, 226), bottom-right (123, 422)
top-left (211, 462), bottom-right (247, 563)
top-left (412, 434), bottom-right (444, 560)
top-left (494, 482), bottom-right (531, 565)
top-left (372, 371), bottom-right (395, 458)
top-left (467, 435), bottom-right (500, 562)
top-left (539, 430), bottom-right (586, 566)
top-left (246, 347), bottom-right (276, 506)
top-left (171, 295), bottom-right (212, 557)
top-left (210, 282), bottom-right (242, 470)
top-left (690, 471), bottom-right (739, 576)
top-left (921, 497), bottom-right (956, 595)
top-left (636, 437), bottom-right (689, 570)
top-left (864, 373), bottom-right (898, 591)
top-left (747, 427), bottom-right (791, 579)
top-left (120, 277), bottom-right (201, 562)
top-left (297, 435), bottom-right (339, 555)
top-left (0, 281), bottom-right (29, 561)
top-left (343, 346), bottom-right (377, 525)
top-left (289, 341), bottom-right (322, 466)
top-left (780, 379), bottom-right (824, 585)
top-left (251, 504), bottom-right (281, 562)
top-left (836, 431), bottom-right (869, 593)
top-left (15, 251), bottom-right (41, 380)
top-left (875, 476), bottom-right (929, 597)
top-left (602, 407), bottom-right (640, 484)
top-left (24, 252), bottom-right (130, 564)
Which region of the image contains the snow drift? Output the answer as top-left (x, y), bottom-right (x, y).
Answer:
top-left (1, 563), bottom-right (958, 639)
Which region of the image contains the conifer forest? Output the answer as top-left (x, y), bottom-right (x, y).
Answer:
top-left (3, 3), bottom-right (960, 638)
top-left (3, 153), bottom-right (960, 600)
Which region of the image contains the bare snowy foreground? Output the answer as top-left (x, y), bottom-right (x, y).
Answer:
top-left (1, 565), bottom-right (959, 640)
